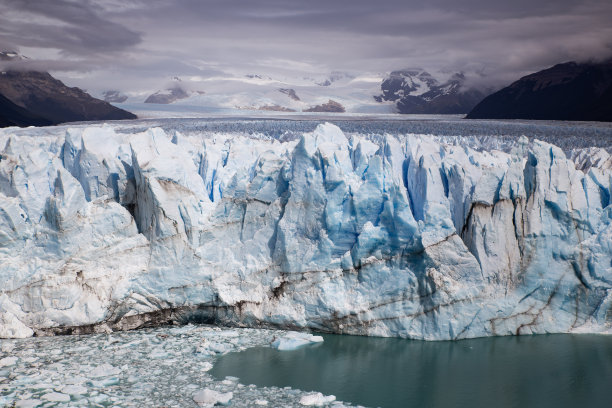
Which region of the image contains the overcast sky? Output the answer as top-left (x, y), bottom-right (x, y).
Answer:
top-left (1, 0), bottom-right (611, 94)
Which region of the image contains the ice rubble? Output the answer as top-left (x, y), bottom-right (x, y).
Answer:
top-left (0, 122), bottom-right (611, 340)
top-left (0, 325), bottom-right (354, 407)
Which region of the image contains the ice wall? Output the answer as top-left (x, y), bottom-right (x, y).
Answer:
top-left (0, 123), bottom-right (610, 339)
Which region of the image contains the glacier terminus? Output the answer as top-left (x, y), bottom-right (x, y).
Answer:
top-left (0, 119), bottom-right (611, 340)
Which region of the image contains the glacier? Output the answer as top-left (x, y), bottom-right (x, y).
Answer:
top-left (0, 120), bottom-right (611, 340)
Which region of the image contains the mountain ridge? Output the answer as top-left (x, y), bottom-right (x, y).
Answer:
top-left (376, 70), bottom-right (485, 114)
top-left (466, 60), bottom-right (612, 121)
top-left (0, 51), bottom-right (136, 127)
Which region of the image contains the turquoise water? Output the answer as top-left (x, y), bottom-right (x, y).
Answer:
top-left (211, 333), bottom-right (612, 408)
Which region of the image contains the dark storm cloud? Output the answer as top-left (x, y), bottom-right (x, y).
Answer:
top-left (1, 0), bottom-right (611, 92)
top-left (0, 0), bottom-right (141, 55)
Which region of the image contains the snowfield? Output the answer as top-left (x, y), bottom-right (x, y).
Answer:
top-left (0, 118), bottom-right (611, 340)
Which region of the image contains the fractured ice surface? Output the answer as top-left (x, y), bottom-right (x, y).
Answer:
top-left (0, 121), bottom-right (611, 340)
top-left (0, 325), bottom-right (355, 407)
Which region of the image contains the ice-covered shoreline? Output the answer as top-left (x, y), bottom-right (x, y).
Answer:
top-left (0, 324), bottom-right (346, 407)
top-left (0, 119), bottom-right (611, 340)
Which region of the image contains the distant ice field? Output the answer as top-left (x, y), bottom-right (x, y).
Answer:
top-left (8, 115), bottom-right (612, 153)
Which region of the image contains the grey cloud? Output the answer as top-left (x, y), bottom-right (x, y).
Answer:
top-left (0, 0), bottom-right (141, 55)
top-left (1, 0), bottom-right (611, 93)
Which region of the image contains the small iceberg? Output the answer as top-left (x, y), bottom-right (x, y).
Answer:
top-left (193, 388), bottom-right (233, 406)
top-left (0, 356), bottom-right (18, 367)
top-left (270, 331), bottom-right (324, 351)
top-left (299, 392), bottom-right (336, 406)
top-left (41, 392), bottom-right (71, 402)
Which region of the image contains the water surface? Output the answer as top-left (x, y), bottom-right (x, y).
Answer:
top-left (211, 333), bottom-right (612, 408)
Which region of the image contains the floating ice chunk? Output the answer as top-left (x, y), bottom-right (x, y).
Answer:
top-left (0, 395), bottom-right (13, 406)
top-left (15, 400), bottom-right (42, 408)
top-left (61, 384), bottom-right (88, 395)
top-left (42, 392), bottom-right (70, 402)
top-left (90, 377), bottom-right (120, 387)
top-left (208, 342), bottom-right (233, 354)
top-left (0, 356), bottom-right (18, 367)
top-left (91, 393), bottom-right (109, 404)
top-left (30, 382), bottom-right (54, 390)
top-left (88, 363), bottom-right (121, 378)
top-left (193, 389), bottom-right (233, 406)
top-left (200, 361), bottom-right (213, 371)
top-left (149, 348), bottom-right (169, 359)
top-left (299, 392), bottom-right (336, 406)
top-left (0, 312), bottom-right (33, 339)
top-left (255, 399), bottom-right (269, 405)
top-left (64, 375), bottom-right (87, 385)
top-left (271, 332), bottom-right (324, 351)
top-left (1, 343), bottom-right (14, 353)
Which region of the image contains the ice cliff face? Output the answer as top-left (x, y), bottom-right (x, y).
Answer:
top-left (0, 123), bottom-right (611, 340)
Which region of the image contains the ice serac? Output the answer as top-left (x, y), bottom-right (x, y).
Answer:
top-left (0, 123), bottom-right (611, 340)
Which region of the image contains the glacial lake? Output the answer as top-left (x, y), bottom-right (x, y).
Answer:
top-left (211, 333), bottom-right (612, 408)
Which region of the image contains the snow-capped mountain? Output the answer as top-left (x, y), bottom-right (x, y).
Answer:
top-left (145, 85), bottom-right (191, 104)
top-left (376, 69), bottom-right (439, 99)
top-left (315, 71), bottom-right (355, 87)
top-left (120, 69), bottom-right (488, 116)
top-left (142, 76), bottom-right (209, 104)
top-left (376, 69), bottom-right (485, 114)
top-left (125, 72), bottom-right (390, 114)
top-left (103, 90), bottom-right (128, 103)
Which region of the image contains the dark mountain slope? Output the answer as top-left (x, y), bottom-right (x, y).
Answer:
top-left (0, 93), bottom-right (52, 127)
top-left (0, 70), bottom-right (136, 126)
top-left (466, 61), bottom-right (612, 121)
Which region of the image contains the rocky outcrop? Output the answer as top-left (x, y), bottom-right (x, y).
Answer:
top-left (304, 100), bottom-right (345, 113)
top-left (0, 123), bottom-right (610, 339)
top-left (257, 105), bottom-right (296, 112)
top-left (279, 88), bottom-right (300, 101)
